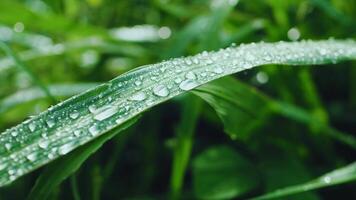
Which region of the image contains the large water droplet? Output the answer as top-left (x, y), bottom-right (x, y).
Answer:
top-left (179, 79), bottom-right (199, 91)
top-left (93, 106), bottom-right (118, 121)
top-left (129, 91), bottom-right (147, 101)
top-left (152, 85), bottom-right (169, 97)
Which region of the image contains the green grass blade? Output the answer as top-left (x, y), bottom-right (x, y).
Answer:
top-left (0, 40), bottom-right (355, 187)
top-left (26, 117), bottom-right (139, 200)
top-left (193, 145), bottom-right (259, 199)
top-left (251, 162), bottom-right (356, 200)
top-left (0, 41), bottom-right (57, 103)
top-left (170, 95), bottom-right (201, 199)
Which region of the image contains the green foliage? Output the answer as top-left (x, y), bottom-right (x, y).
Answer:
top-left (1, 0), bottom-right (356, 199)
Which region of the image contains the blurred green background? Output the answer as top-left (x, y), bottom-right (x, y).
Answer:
top-left (0, 0), bottom-right (356, 199)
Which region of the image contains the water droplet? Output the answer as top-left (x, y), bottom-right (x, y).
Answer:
top-left (26, 153), bottom-right (37, 161)
top-left (174, 78), bottom-right (182, 84)
top-left (46, 119), bottom-right (55, 128)
top-left (58, 143), bottom-right (74, 155)
top-left (323, 176), bottom-right (331, 184)
top-left (214, 67), bottom-right (223, 74)
top-left (5, 143), bottom-right (11, 151)
top-left (74, 130), bottom-right (81, 137)
top-left (129, 91), bottom-right (147, 101)
top-left (89, 125), bottom-right (100, 136)
top-left (179, 79), bottom-right (199, 91)
top-left (11, 131), bottom-right (18, 137)
top-left (88, 105), bottom-right (97, 113)
top-left (29, 123), bottom-right (36, 132)
top-left (0, 163), bottom-right (7, 171)
top-left (134, 80), bottom-right (142, 86)
top-left (38, 140), bottom-right (49, 149)
top-left (8, 169), bottom-right (15, 175)
top-left (152, 85), bottom-right (169, 97)
top-left (93, 106), bottom-right (118, 121)
top-left (185, 71), bottom-right (196, 80)
top-left (115, 118), bottom-right (123, 124)
top-left (69, 110), bottom-right (79, 119)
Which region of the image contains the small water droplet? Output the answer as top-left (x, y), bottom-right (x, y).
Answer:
top-left (69, 110), bottom-right (79, 119)
top-left (38, 140), bottom-right (49, 149)
top-left (58, 143), bottom-right (74, 155)
top-left (174, 78), bottom-right (182, 84)
top-left (152, 85), bottom-right (169, 97)
top-left (214, 67), bottom-right (223, 74)
top-left (89, 125), bottom-right (100, 136)
top-left (74, 130), bottom-right (81, 137)
top-left (179, 79), bottom-right (199, 91)
top-left (129, 91), bottom-right (147, 101)
top-left (29, 123), bottom-right (36, 132)
top-left (46, 119), bottom-right (55, 128)
top-left (5, 143), bottom-right (11, 151)
top-left (26, 153), bottom-right (37, 161)
top-left (0, 163), bottom-right (7, 171)
top-left (185, 72), bottom-right (196, 80)
top-left (89, 105), bottom-right (97, 113)
top-left (134, 80), bottom-right (142, 86)
top-left (323, 176), bottom-right (331, 184)
top-left (11, 131), bottom-right (18, 137)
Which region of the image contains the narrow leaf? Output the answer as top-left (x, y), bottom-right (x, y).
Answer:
top-left (251, 162), bottom-right (356, 200)
top-left (0, 40), bottom-right (355, 187)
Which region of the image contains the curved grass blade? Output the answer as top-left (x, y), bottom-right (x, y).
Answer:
top-left (26, 117), bottom-right (139, 200)
top-left (251, 162), bottom-right (356, 200)
top-left (0, 40), bottom-right (356, 187)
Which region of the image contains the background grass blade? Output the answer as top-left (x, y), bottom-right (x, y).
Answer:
top-left (251, 162), bottom-right (356, 200)
top-left (0, 83), bottom-right (99, 115)
top-left (0, 40), bottom-right (355, 187)
top-left (0, 41), bottom-right (56, 103)
top-left (170, 95), bottom-right (201, 199)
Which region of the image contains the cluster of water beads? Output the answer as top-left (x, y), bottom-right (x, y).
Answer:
top-left (0, 40), bottom-right (355, 185)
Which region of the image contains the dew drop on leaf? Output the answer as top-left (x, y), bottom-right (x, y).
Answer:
top-left (58, 143), bottom-right (74, 155)
top-left (28, 123), bottom-right (36, 132)
top-left (89, 125), bottom-right (100, 136)
top-left (38, 140), bottom-right (50, 149)
top-left (26, 153), bottom-right (37, 162)
top-left (11, 131), bottom-right (18, 137)
top-left (129, 91), bottom-right (147, 101)
top-left (93, 106), bottom-right (118, 121)
top-left (152, 85), bottom-right (169, 97)
top-left (46, 119), bottom-right (55, 128)
top-left (179, 79), bottom-right (199, 91)
top-left (185, 71), bottom-right (196, 80)
top-left (69, 110), bottom-right (79, 119)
